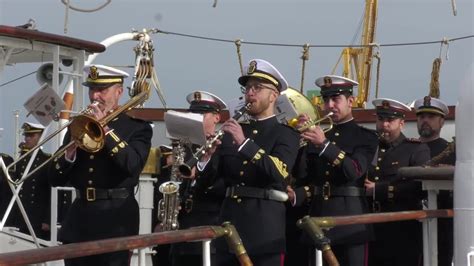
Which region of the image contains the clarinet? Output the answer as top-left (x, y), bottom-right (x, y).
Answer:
top-left (178, 103), bottom-right (252, 176)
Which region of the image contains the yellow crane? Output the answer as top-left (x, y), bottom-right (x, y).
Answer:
top-left (332, 0), bottom-right (378, 108)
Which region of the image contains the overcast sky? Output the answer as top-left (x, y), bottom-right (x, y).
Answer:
top-left (0, 0), bottom-right (473, 154)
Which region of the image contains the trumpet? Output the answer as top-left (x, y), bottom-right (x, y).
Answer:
top-left (297, 112), bottom-right (334, 147)
top-left (178, 102), bottom-right (252, 176)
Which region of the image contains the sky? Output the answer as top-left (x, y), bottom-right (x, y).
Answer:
top-left (0, 0), bottom-right (473, 154)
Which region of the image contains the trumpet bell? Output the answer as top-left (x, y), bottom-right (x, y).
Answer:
top-left (279, 87), bottom-right (320, 128)
top-left (69, 115), bottom-right (104, 153)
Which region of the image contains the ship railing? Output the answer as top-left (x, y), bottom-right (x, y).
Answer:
top-left (49, 186), bottom-right (76, 246)
top-left (299, 165), bottom-right (455, 266)
top-left (0, 222), bottom-right (253, 266)
top-left (299, 209), bottom-right (453, 266)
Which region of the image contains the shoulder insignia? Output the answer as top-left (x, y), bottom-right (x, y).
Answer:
top-left (406, 137), bottom-right (422, 143)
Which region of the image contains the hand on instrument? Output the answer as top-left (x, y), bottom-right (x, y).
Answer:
top-left (296, 114), bottom-right (311, 128)
top-left (200, 133), bottom-right (221, 163)
top-left (89, 101), bottom-right (107, 121)
top-left (301, 126), bottom-right (327, 147)
top-left (221, 119), bottom-right (245, 146)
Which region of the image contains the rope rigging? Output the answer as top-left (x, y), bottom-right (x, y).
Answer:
top-left (154, 28), bottom-right (474, 48)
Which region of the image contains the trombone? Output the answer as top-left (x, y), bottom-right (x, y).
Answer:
top-left (4, 84), bottom-right (150, 186)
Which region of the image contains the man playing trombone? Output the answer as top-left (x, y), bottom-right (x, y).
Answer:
top-left (197, 59), bottom-right (300, 266)
top-left (291, 75), bottom-right (378, 266)
top-left (48, 65), bottom-right (152, 266)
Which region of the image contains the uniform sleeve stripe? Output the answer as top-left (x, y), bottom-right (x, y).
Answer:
top-left (268, 155), bottom-right (289, 178)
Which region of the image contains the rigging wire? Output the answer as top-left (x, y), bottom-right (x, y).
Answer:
top-left (1, 29), bottom-right (472, 88)
top-left (350, 10), bottom-right (365, 46)
top-left (0, 71), bottom-right (36, 87)
top-left (155, 29), bottom-right (474, 48)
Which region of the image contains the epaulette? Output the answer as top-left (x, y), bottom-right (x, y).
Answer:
top-left (405, 137), bottom-right (422, 143)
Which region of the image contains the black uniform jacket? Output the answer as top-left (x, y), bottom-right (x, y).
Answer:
top-left (294, 119), bottom-right (378, 245)
top-left (48, 113), bottom-right (152, 242)
top-left (7, 150), bottom-right (51, 235)
top-left (200, 116), bottom-right (300, 254)
top-left (1, 151), bottom-right (51, 236)
top-left (0, 154), bottom-right (14, 212)
top-left (367, 133), bottom-right (431, 212)
top-left (426, 137), bottom-right (455, 165)
top-left (172, 144), bottom-right (225, 255)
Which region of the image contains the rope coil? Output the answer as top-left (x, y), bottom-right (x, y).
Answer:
top-left (234, 39), bottom-right (244, 76)
top-left (300, 43), bottom-right (310, 93)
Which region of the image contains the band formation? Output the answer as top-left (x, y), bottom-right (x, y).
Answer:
top-left (0, 59), bottom-right (454, 266)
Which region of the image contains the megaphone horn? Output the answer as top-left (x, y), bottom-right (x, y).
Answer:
top-left (36, 63), bottom-right (63, 86)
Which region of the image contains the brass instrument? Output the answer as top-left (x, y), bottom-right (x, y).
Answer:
top-left (4, 60), bottom-right (152, 186)
top-left (178, 102), bottom-right (252, 176)
top-left (276, 87), bottom-right (333, 146)
top-left (3, 100), bottom-right (101, 185)
top-left (297, 112), bottom-right (334, 132)
top-left (157, 181), bottom-right (181, 231)
top-left (279, 87), bottom-right (320, 128)
top-left (156, 140), bottom-right (185, 231)
top-left (297, 112), bottom-right (334, 147)
top-left (170, 140), bottom-right (186, 182)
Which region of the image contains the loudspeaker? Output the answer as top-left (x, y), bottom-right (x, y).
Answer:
top-left (36, 63), bottom-right (63, 86)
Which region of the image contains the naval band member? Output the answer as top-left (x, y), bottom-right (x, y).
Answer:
top-left (414, 95), bottom-right (454, 266)
top-left (365, 98), bottom-right (430, 266)
top-left (199, 59), bottom-right (300, 266)
top-left (48, 64), bottom-right (152, 266)
top-left (170, 91), bottom-right (227, 266)
top-left (0, 122), bottom-right (52, 239)
top-left (293, 75), bottom-right (378, 266)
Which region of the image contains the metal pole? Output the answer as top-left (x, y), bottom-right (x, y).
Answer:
top-left (13, 110), bottom-right (20, 159)
top-left (315, 249), bottom-right (323, 266)
top-left (203, 240), bottom-right (211, 266)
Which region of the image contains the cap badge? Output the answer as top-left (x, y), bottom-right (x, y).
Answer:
top-left (247, 60), bottom-right (257, 74)
top-left (323, 76), bottom-right (332, 87)
top-left (423, 96), bottom-right (431, 107)
top-left (89, 66), bottom-right (99, 80)
top-left (194, 91), bottom-right (202, 102)
top-left (382, 100), bottom-right (390, 109)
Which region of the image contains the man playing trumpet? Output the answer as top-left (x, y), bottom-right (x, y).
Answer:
top-left (291, 75), bottom-right (378, 266)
